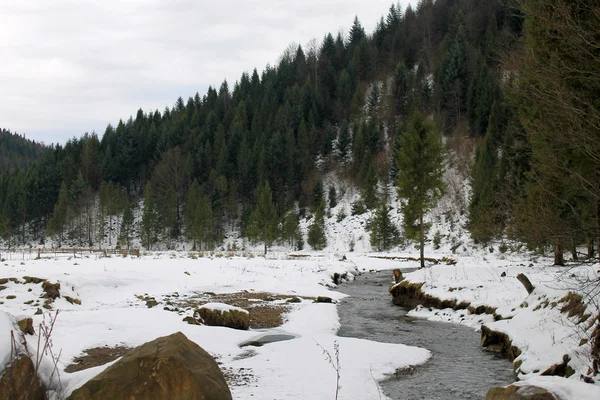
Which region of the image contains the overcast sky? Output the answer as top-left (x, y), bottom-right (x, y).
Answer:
top-left (1, 1), bottom-right (413, 144)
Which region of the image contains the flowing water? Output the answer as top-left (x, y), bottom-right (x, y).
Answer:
top-left (336, 271), bottom-right (515, 400)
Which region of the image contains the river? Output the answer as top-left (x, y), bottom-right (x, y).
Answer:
top-left (336, 270), bottom-right (515, 399)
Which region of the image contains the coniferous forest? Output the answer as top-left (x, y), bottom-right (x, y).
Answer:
top-left (0, 0), bottom-right (598, 264)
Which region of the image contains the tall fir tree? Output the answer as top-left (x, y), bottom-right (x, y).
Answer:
top-left (47, 181), bottom-right (69, 247)
top-left (307, 199), bottom-right (327, 250)
top-left (395, 112), bottom-right (445, 268)
top-left (140, 182), bottom-right (159, 250)
top-left (250, 182), bottom-right (278, 255)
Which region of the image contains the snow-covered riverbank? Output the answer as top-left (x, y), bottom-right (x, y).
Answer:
top-left (0, 252), bottom-right (429, 400)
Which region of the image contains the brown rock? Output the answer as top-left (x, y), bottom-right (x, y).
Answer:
top-left (0, 355), bottom-right (46, 400)
top-left (18, 318), bottom-right (35, 335)
top-left (486, 384), bottom-right (559, 400)
top-left (41, 281), bottom-right (60, 300)
top-left (68, 332), bottom-right (232, 400)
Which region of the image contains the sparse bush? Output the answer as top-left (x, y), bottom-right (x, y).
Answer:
top-left (499, 243), bottom-right (508, 253)
top-left (336, 209), bottom-right (347, 222)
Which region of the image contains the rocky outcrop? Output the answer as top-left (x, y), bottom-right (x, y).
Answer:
top-left (0, 355), bottom-right (46, 400)
top-left (68, 332), bottom-right (232, 400)
top-left (486, 384), bottom-right (558, 400)
top-left (196, 305), bottom-right (249, 330)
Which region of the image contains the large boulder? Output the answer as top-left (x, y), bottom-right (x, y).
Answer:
top-left (196, 303), bottom-right (249, 330)
top-left (68, 332), bottom-right (232, 400)
top-left (486, 384), bottom-right (558, 400)
top-left (0, 355), bottom-right (46, 400)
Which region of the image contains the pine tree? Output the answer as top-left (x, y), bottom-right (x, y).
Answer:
top-left (328, 185), bottom-right (338, 209)
top-left (140, 182), bottom-right (158, 250)
top-left (282, 210), bottom-right (301, 248)
top-left (194, 195), bottom-right (213, 250)
top-left (250, 182), bottom-right (278, 255)
top-left (395, 111), bottom-right (445, 268)
top-left (370, 199), bottom-right (400, 251)
top-left (362, 157), bottom-right (378, 210)
top-left (348, 16), bottom-right (366, 48)
top-left (307, 199), bottom-right (327, 250)
top-left (47, 181), bottom-right (69, 247)
top-left (184, 179), bottom-right (200, 244)
top-left (337, 121), bottom-right (351, 164)
top-left (119, 197), bottom-right (135, 250)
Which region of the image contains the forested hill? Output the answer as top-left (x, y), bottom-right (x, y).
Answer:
top-left (1, 0), bottom-right (598, 265)
top-left (0, 129), bottom-right (44, 172)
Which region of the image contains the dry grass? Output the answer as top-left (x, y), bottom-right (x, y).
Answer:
top-left (168, 291), bottom-right (310, 329)
top-left (558, 292), bottom-right (588, 323)
top-left (64, 346), bottom-right (130, 373)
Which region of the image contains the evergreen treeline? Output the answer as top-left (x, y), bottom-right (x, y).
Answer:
top-left (1, 0), bottom-right (596, 263)
top-left (0, 129), bottom-right (43, 172)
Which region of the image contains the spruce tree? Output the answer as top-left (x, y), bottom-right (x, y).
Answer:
top-left (307, 199), bottom-right (327, 250)
top-left (194, 195), bottom-right (213, 250)
top-left (184, 179), bottom-right (200, 244)
top-left (328, 185), bottom-right (338, 209)
top-left (250, 182), bottom-right (278, 255)
top-left (140, 182), bottom-right (158, 250)
top-left (370, 199), bottom-right (399, 251)
top-left (395, 111), bottom-right (445, 268)
top-left (337, 121), bottom-right (351, 164)
top-left (282, 210), bottom-right (301, 248)
top-left (119, 197), bottom-right (135, 250)
top-left (47, 181), bottom-right (69, 247)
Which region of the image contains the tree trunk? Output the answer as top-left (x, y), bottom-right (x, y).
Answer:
top-left (554, 241), bottom-right (565, 266)
top-left (571, 240), bottom-right (578, 261)
top-left (587, 237), bottom-right (594, 259)
top-left (264, 242), bottom-right (267, 256)
top-left (597, 198), bottom-right (600, 260)
top-left (419, 213), bottom-right (425, 269)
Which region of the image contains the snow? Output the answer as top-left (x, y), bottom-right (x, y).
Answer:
top-left (394, 252), bottom-right (600, 389)
top-left (0, 253), bottom-right (430, 399)
top-left (200, 303), bottom-right (249, 314)
top-left (0, 311), bottom-right (18, 368)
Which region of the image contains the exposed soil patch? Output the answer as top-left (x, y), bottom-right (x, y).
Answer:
top-left (64, 345), bottom-right (130, 373)
top-left (160, 291), bottom-right (312, 329)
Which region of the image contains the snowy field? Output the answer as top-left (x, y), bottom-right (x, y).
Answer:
top-left (1, 249), bottom-right (599, 399)
top-left (0, 251), bottom-right (431, 400)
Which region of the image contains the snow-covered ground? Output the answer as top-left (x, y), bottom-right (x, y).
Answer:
top-left (0, 252), bottom-right (430, 400)
top-left (388, 251), bottom-right (600, 393)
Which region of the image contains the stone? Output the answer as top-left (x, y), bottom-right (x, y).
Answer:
top-left (0, 355), bottom-right (46, 400)
top-left (196, 306), bottom-right (249, 330)
top-left (486, 384), bottom-right (558, 400)
top-left (17, 318), bottom-right (35, 335)
top-left (315, 296), bottom-right (333, 303)
top-left (68, 332), bottom-right (232, 400)
top-left (41, 281), bottom-right (60, 300)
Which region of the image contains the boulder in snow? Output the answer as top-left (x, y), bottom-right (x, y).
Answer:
top-left (68, 332), bottom-right (232, 400)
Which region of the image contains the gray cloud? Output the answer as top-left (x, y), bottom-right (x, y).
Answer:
top-left (0, 0), bottom-right (413, 144)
